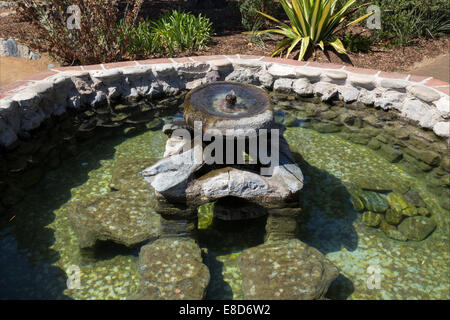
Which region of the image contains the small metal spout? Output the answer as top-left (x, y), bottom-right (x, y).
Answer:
top-left (225, 90), bottom-right (237, 107)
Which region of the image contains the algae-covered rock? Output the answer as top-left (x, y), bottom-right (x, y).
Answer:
top-left (398, 216), bottom-right (437, 241)
top-left (417, 207), bottom-right (430, 216)
top-left (238, 239), bottom-right (339, 300)
top-left (110, 158), bottom-right (156, 192)
top-left (359, 191), bottom-right (389, 213)
top-left (351, 176), bottom-right (399, 193)
top-left (380, 219), bottom-right (396, 232)
top-left (68, 190), bottom-right (160, 248)
top-left (131, 238), bottom-right (210, 300)
top-left (385, 209), bottom-right (403, 225)
top-left (401, 206), bottom-right (418, 217)
top-left (361, 211), bottom-right (382, 227)
top-left (386, 193), bottom-right (409, 214)
top-left (312, 121), bottom-right (342, 133)
top-left (384, 229), bottom-right (408, 241)
top-left (123, 127), bottom-right (137, 135)
top-left (146, 118), bottom-right (163, 130)
top-left (402, 189), bottom-right (426, 207)
top-left (350, 196), bottom-right (365, 211)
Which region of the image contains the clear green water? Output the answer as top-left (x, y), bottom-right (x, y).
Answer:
top-left (0, 105), bottom-right (448, 300)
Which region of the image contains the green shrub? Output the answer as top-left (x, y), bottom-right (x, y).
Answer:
top-left (373, 0), bottom-right (450, 47)
top-left (124, 10), bottom-right (213, 57)
top-left (239, 0), bottom-right (277, 31)
top-left (255, 0), bottom-right (374, 60)
top-left (151, 10), bottom-right (213, 55)
top-left (342, 32), bottom-right (373, 53)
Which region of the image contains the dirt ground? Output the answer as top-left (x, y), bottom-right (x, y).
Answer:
top-left (409, 54), bottom-right (449, 82)
top-left (0, 55), bottom-right (59, 86)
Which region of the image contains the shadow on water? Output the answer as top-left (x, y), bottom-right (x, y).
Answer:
top-left (199, 215), bottom-right (267, 300)
top-left (292, 151), bottom-right (359, 254)
top-left (0, 128), bottom-right (135, 299)
top-left (80, 241), bottom-right (142, 266)
top-left (292, 151), bottom-right (358, 299)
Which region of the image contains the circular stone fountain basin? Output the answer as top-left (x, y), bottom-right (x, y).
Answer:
top-left (184, 81), bottom-right (274, 134)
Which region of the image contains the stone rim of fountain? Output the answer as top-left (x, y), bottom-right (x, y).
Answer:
top-left (184, 81), bottom-right (274, 135)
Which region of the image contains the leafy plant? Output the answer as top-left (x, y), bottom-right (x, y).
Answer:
top-left (16, 0), bottom-right (142, 65)
top-left (342, 32), bottom-right (373, 52)
top-left (150, 10), bottom-right (213, 56)
top-left (239, 0), bottom-right (278, 31)
top-left (254, 0), bottom-right (374, 60)
top-left (373, 0), bottom-right (450, 47)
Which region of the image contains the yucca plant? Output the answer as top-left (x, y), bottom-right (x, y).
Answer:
top-left (255, 0), bottom-right (374, 60)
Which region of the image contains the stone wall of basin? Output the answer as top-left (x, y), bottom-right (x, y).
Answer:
top-left (0, 55), bottom-right (449, 214)
top-left (271, 92), bottom-right (449, 210)
top-left (1, 55), bottom-right (448, 149)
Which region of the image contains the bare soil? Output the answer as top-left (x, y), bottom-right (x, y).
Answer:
top-left (0, 55), bottom-right (59, 86)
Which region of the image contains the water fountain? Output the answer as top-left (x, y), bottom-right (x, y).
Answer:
top-left (133, 82), bottom-right (339, 299)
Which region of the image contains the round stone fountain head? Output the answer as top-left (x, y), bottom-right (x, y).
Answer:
top-left (184, 81), bottom-right (274, 135)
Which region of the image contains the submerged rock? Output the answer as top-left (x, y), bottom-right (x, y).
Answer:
top-left (359, 191), bottom-right (389, 213)
top-left (385, 209), bottom-right (403, 225)
top-left (385, 192), bottom-right (418, 219)
top-left (402, 189), bottom-right (426, 207)
top-left (238, 239), bottom-right (339, 300)
top-left (398, 216), bottom-right (437, 241)
top-left (131, 238), bottom-right (210, 300)
top-left (110, 158), bottom-right (156, 192)
top-left (384, 229), bottom-right (408, 241)
top-left (361, 211), bottom-right (382, 227)
top-left (386, 192), bottom-right (409, 214)
top-left (68, 190), bottom-right (160, 248)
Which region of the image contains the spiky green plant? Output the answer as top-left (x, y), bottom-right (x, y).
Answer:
top-left (255, 0), bottom-right (374, 60)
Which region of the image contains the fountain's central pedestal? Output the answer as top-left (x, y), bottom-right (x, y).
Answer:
top-left (143, 81), bottom-right (303, 233)
top-left (135, 82), bottom-right (338, 300)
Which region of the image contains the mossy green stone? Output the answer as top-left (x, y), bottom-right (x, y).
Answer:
top-left (123, 127), bottom-right (137, 135)
top-left (367, 138), bottom-right (381, 150)
top-left (145, 119), bottom-right (163, 130)
top-left (385, 209), bottom-right (403, 225)
top-left (398, 216), bottom-right (437, 241)
top-left (379, 144), bottom-right (403, 163)
top-left (417, 207), bottom-right (430, 216)
top-left (359, 191), bottom-right (389, 213)
top-left (361, 211), bottom-right (382, 227)
top-left (440, 156), bottom-right (450, 172)
top-left (402, 206), bottom-right (418, 217)
top-left (380, 219), bottom-right (396, 232)
top-left (283, 113), bottom-right (297, 127)
top-left (404, 146), bottom-right (441, 166)
top-left (111, 113), bottom-right (129, 122)
top-left (350, 196), bottom-right (365, 211)
top-left (384, 229), bottom-right (408, 241)
top-left (311, 122), bottom-right (342, 133)
top-left (403, 189), bottom-right (426, 207)
top-left (386, 192), bottom-right (409, 214)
